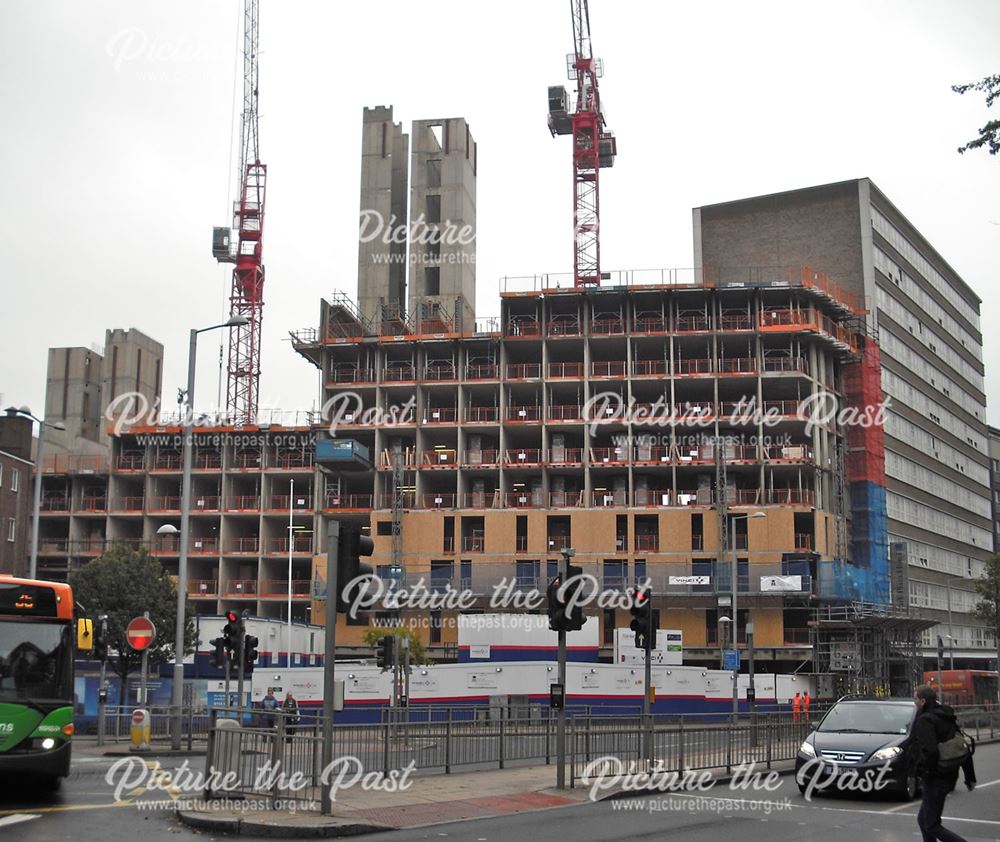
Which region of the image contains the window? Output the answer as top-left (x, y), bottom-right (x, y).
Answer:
top-left (603, 608), bottom-right (615, 645)
top-left (376, 521), bottom-right (392, 536)
top-left (425, 267), bottom-right (440, 296)
top-left (0, 465), bottom-right (3, 486)
top-left (11, 469), bottom-right (18, 492)
top-left (6, 519), bottom-right (13, 543)
top-left (634, 559), bottom-right (646, 585)
top-left (426, 159), bottom-right (442, 188)
top-left (516, 559), bottom-right (540, 589)
top-left (426, 194), bottom-right (441, 223)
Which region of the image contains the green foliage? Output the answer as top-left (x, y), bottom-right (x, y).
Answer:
top-left (973, 553), bottom-right (1000, 630)
top-left (362, 626), bottom-right (430, 665)
top-left (70, 544), bottom-right (198, 689)
top-left (952, 74), bottom-right (1000, 156)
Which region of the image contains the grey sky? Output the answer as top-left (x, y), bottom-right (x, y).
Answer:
top-left (1, 1), bottom-right (998, 425)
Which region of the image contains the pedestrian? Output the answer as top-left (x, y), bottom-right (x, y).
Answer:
top-left (913, 684), bottom-right (976, 842)
top-left (803, 689), bottom-right (811, 720)
top-left (261, 687), bottom-right (278, 728)
top-left (282, 691), bottom-right (300, 742)
top-left (792, 691), bottom-right (801, 722)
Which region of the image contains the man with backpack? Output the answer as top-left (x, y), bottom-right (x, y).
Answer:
top-left (913, 684), bottom-right (976, 842)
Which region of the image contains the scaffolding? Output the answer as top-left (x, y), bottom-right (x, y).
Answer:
top-left (809, 602), bottom-right (936, 699)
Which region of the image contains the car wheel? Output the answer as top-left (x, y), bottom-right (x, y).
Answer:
top-left (797, 782), bottom-right (807, 795)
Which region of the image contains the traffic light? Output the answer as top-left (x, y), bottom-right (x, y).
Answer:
top-left (547, 564), bottom-right (585, 632)
top-left (336, 524), bottom-right (375, 613)
top-left (376, 635), bottom-right (395, 671)
top-left (244, 634), bottom-right (259, 674)
top-left (547, 575), bottom-right (563, 631)
top-left (562, 564), bottom-right (585, 631)
top-left (630, 585), bottom-right (655, 649)
top-left (211, 637), bottom-right (226, 669)
top-left (222, 610), bottom-right (240, 658)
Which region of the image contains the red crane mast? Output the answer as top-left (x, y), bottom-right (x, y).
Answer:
top-left (548, 0), bottom-right (617, 287)
top-left (213, 0), bottom-right (266, 423)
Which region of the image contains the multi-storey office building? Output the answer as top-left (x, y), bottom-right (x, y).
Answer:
top-left (990, 425), bottom-right (1000, 555)
top-left (0, 409), bottom-right (33, 575)
top-left (695, 179), bottom-right (994, 667)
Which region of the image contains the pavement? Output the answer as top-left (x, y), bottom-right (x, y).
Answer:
top-left (174, 758), bottom-right (799, 837)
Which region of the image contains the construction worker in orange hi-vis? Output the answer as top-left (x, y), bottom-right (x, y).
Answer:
top-left (792, 691), bottom-right (802, 722)
top-left (803, 690), bottom-right (811, 719)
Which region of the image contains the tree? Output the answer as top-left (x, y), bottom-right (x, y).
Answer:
top-left (70, 544), bottom-right (198, 703)
top-left (362, 627), bottom-right (430, 665)
top-left (952, 74), bottom-right (1000, 156)
top-left (972, 553), bottom-right (1000, 702)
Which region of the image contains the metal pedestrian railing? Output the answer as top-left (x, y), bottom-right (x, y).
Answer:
top-left (94, 705), bottom-right (212, 745)
top-left (201, 704), bottom-right (1000, 808)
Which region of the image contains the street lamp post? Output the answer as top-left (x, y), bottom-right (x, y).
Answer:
top-left (729, 511), bottom-right (765, 718)
top-left (8, 407), bottom-right (65, 580)
top-left (165, 316), bottom-right (247, 750)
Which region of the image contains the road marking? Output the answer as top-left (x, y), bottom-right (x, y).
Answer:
top-left (663, 790), bottom-right (1000, 827)
top-left (0, 814), bottom-right (41, 828)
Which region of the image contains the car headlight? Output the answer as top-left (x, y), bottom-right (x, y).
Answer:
top-left (799, 740), bottom-right (816, 757)
top-left (870, 746), bottom-right (902, 762)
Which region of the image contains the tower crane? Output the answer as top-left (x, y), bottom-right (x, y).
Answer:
top-left (212, 0), bottom-right (266, 423)
top-left (548, 0), bottom-right (617, 287)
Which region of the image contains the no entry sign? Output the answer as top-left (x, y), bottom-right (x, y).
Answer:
top-left (126, 616), bottom-right (156, 651)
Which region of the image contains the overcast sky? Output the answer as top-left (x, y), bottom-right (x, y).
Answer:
top-left (1, 0), bottom-right (998, 426)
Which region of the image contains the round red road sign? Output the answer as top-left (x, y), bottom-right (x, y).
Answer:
top-left (126, 616), bottom-right (156, 651)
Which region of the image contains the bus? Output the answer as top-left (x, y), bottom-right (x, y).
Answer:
top-left (924, 669), bottom-right (999, 708)
top-left (0, 576), bottom-right (92, 788)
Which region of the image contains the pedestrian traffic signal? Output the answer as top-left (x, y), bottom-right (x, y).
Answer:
top-left (222, 610), bottom-right (240, 657)
top-left (336, 524), bottom-right (375, 613)
top-left (244, 634), bottom-right (259, 674)
top-left (630, 585), bottom-right (655, 649)
top-left (376, 635), bottom-right (395, 671)
top-left (547, 564), bottom-right (585, 632)
top-left (211, 636), bottom-right (226, 669)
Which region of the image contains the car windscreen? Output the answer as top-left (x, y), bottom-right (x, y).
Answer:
top-left (817, 702), bottom-right (914, 734)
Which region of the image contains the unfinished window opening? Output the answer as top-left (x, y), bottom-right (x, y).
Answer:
top-left (425, 267), bottom-right (440, 296)
top-left (427, 158), bottom-right (442, 188)
top-left (426, 194), bottom-right (441, 223)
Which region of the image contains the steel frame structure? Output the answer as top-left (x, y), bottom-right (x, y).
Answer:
top-left (226, 0), bottom-right (266, 423)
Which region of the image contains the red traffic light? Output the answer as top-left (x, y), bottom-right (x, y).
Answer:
top-left (226, 610), bottom-right (238, 622)
top-left (634, 587), bottom-right (649, 606)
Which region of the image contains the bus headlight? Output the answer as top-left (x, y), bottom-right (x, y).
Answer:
top-left (40, 738), bottom-right (56, 750)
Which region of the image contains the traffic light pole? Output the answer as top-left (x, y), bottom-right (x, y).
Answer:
top-left (556, 549), bottom-right (569, 790)
top-left (321, 520), bottom-right (340, 816)
top-left (97, 615), bottom-right (108, 746)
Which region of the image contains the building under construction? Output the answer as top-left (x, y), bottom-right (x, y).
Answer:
top-left (32, 88), bottom-right (976, 692)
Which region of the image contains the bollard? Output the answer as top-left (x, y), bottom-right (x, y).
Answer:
top-left (210, 718), bottom-right (243, 795)
top-left (130, 709), bottom-right (151, 752)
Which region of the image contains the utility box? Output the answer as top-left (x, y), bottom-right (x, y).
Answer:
top-left (315, 438), bottom-right (371, 470)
